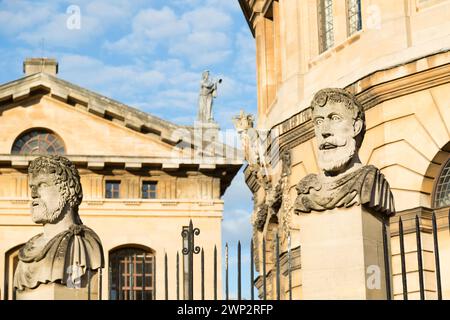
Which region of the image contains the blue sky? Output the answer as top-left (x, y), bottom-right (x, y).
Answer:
top-left (0, 0), bottom-right (256, 299)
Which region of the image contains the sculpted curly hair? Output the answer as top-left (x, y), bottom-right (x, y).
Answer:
top-left (28, 155), bottom-right (83, 224)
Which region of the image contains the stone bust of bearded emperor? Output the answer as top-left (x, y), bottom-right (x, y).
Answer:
top-left (14, 155), bottom-right (104, 292)
top-left (294, 88), bottom-right (395, 215)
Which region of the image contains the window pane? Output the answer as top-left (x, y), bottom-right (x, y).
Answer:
top-left (142, 181), bottom-right (157, 199)
top-left (434, 158), bottom-right (450, 208)
top-left (11, 130), bottom-right (65, 155)
top-left (106, 181), bottom-right (120, 199)
top-left (347, 0), bottom-right (362, 36)
top-left (318, 0), bottom-right (334, 53)
top-left (109, 248), bottom-right (155, 300)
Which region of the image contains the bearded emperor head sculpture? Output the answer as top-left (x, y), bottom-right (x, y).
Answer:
top-left (294, 88), bottom-right (395, 215)
top-left (14, 155), bottom-right (104, 293)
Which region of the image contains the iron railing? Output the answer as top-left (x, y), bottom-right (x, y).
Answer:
top-left (9, 209), bottom-right (450, 300)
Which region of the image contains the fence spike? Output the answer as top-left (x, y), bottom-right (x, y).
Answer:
top-left (98, 267), bottom-right (102, 301)
top-left (201, 248), bottom-right (205, 300)
top-left (262, 237), bottom-right (266, 300)
top-left (399, 217), bottom-right (408, 300)
top-left (382, 218), bottom-right (392, 300)
top-left (416, 215), bottom-right (425, 300)
top-left (288, 233), bottom-right (292, 300)
top-left (176, 251), bottom-right (180, 300)
top-left (142, 252), bottom-right (146, 300)
top-left (226, 243), bottom-right (229, 300)
top-left (250, 238), bottom-right (254, 300)
top-left (214, 245), bottom-right (217, 300)
top-left (432, 212), bottom-right (442, 300)
top-left (165, 252), bottom-right (168, 300)
top-left (238, 241), bottom-right (241, 300)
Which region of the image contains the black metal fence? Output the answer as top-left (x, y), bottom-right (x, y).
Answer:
top-left (99, 209), bottom-right (450, 300)
top-left (394, 210), bottom-right (447, 300)
top-left (9, 209), bottom-right (450, 300)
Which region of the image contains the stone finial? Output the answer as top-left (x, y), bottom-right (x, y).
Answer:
top-left (232, 110), bottom-right (254, 133)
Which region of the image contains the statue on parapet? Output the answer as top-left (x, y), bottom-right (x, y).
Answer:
top-left (198, 70), bottom-right (222, 123)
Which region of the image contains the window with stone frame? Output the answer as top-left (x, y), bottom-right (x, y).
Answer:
top-left (318, 0), bottom-right (335, 53)
top-left (142, 181), bottom-right (157, 199)
top-left (434, 157), bottom-right (450, 208)
top-left (11, 129), bottom-right (65, 155)
top-left (347, 0), bottom-right (362, 36)
top-left (109, 247), bottom-right (155, 300)
top-left (105, 180), bottom-right (121, 199)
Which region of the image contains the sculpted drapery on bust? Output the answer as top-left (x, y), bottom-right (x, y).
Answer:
top-left (14, 155), bottom-right (104, 291)
top-left (294, 88), bottom-right (395, 215)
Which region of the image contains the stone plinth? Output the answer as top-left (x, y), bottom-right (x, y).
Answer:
top-left (194, 120), bottom-right (220, 141)
top-left (298, 206), bottom-right (391, 300)
top-left (16, 272), bottom-right (99, 300)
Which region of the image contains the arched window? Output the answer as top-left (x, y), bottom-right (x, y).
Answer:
top-left (434, 157), bottom-right (450, 208)
top-left (11, 129), bottom-right (65, 155)
top-left (109, 246), bottom-right (155, 300)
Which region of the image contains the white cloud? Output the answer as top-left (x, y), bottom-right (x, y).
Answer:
top-left (181, 7), bottom-right (232, 32)
top-left (58, 54), bottom-right (166, 99)
top-left (105, 5), bottom-right (233, 68)
top-left (0, 1), bottom-right (53, 35)
top-left (0, 0), bottom-right (144, 49)
top-left (17, 14), bottom-right (103, 48)
top-left (170, 31), bottom-right (232, 67)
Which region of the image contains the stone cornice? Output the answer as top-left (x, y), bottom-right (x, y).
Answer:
top-left (238, 0), bottom-right (275, 37)
top-left (0, 198), bottom-right (224, 213)
top-left (238, 0), bottom-right (255, 37)
top-left (266, 50), bottom-right (450, 165)
top-left (0, 154), bottom-right (242, 197)
top-left (0, 154), bottom-right (242, 169)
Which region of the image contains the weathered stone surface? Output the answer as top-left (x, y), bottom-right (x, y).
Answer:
top-left (294, 88), bottom-right (395, 215)
top-left (14, 155), bottom-right (104, 298)
top-left (198, 71), bottom-right (222, 123)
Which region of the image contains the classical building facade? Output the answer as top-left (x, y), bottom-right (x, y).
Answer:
top-left (0, 58), bottom-right (242, 300)
top-left (239, 0), bottom-right (450, 299)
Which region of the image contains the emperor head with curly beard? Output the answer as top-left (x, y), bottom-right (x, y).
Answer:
top-left (311, 88), bottom-right (366, 177)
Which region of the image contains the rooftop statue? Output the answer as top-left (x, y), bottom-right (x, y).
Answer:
top-left (294, 88), bottom-right (395, 215)
top-left (14, 155), bottom-right (104, 292)
top-left (198, 70), bottom-right (222, 123)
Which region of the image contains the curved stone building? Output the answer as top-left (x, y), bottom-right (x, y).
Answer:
top-left (239, 0), bottom-right (450, 299)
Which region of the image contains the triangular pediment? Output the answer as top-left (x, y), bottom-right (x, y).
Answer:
top-left (0, 72), bottom-right (241, 164)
